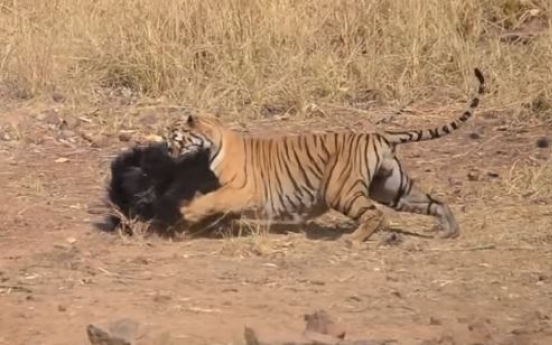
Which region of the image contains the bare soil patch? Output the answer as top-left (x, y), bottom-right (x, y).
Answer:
top-left (0, 100), bottom-right (551, 345)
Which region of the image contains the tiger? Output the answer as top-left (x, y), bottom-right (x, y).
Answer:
top-left (163, 68), bottom-right (485, 244)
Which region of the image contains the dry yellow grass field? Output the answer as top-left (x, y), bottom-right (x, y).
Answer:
top-left (1, 0), bottom-right (550, 117)
top-left (1, 1), bottom-right (552, 345)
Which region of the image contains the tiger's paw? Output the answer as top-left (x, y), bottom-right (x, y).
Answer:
top-left (339, 234), bottom-right (367, 250)
top-left (437, 227), bottom-right (460, 239)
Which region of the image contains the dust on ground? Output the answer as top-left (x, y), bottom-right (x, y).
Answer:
top-left (0, 98), bottom-right (551, 345)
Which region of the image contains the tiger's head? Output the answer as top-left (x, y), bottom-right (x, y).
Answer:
top-left (163, 115), bottom-right (224, 159)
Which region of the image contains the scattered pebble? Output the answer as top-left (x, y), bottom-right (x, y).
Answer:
top-left (52, 92), bottom-right (66, 103)
top-left (60, 117), bottom-right (80, 130)
top-left (118, 131), bottom-right (133, 142)
top-left (152, 292), bottom-right (172, 303)
top-left (37, 109), bottom-right (60, 124)
top-left (467, 169), bottom-right (480, 181)
top-left (347, 295), bottom-right (362, 302)
top-left (81, 131), bottom-right (94, 142)
top-left (429, 316), bottom-right (442, 326)
top-left (82, 132), bottom-right (110, 148)
top-left (391, 290), bottom-right (402, 298)
top-left (131, 256), bottom-right (149, 265)
top-left (86, 324), bottom-right (131, 345)
top-left (469, 132), bottom-right (482, 140)
top-left (1, 132), bottom-right (12, 141)
top-left (536, 137), bottom-right (550, 148)
top-left (486, 171), bottom-right (499, 179)
top-left (58, 130), bottom-right (76, 140)
top-left (91, 136), bottom-right (110, 148)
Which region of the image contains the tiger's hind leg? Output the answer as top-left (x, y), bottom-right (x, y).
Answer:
top-left (341, 199), bottom-right (387, 247)
top-left (322, 171), bottom-right (387, 246)
top-left (370, 157), bottom-right (459, 239)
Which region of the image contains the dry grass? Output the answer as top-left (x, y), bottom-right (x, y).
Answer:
top-left (0, 0), bottom-right (551, 118)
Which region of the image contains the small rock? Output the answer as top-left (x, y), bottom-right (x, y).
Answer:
top-left (60, 117), bottom-right (80, 130)
top-left (1, 132), bottom-right (12, 141)
top-left (429, 316), bottom-right (442, 325)
top-left (118, 131), bottom-right (133, 142)
top-left (58, 304), bottom-right (67, 312)
top-left (81, 131), bottom-right (94, 142)
top-left (55, 157), bottom-right (69, 163)
top-left (467, 169), bottom-right (480, 181)
top-left (66, 237), bottom-right (77, 244)
top-left (86, 324), bottom-right (130, 345)
top-left (153, 292), bottom-right (171, 303)
top-left (244, 327), bottom-right (261, 345)
top-left (108, 318), bottom-right (141, 342)
top-left (58, 130), bottom-right (76, 140)
top-left (52, 92), bottom-right (66, 103)
top-left (38, 109), bottom-right (60, 124)
top-left (347, 295), bottom-right (362, 302)
top-left (131, 256), bottom-right (149, 265)
top-left (486, 171), bottom-right (499, 179)
top-left (304, 310), bottom-right (346, 340)
top-left (536, 137), bottom-right (550, 149)
top-left (391, 290), bottom-right (402, 298)
top-left (448, 177), bottom-right (461, 187)
top-left (53, 243), bottom-right (71, 251)
top-left (82, 132), bottom-right (109, 148)
top-left (533, 310), bottom-right (549, 320)
top-left (469, 132), bottom-right (482, 140)
top-left (91, 136), bottom-right (110, 148)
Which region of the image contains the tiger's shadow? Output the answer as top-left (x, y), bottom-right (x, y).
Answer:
top-left (190, 217), bottom-right (434, 242)
top-left (271, 222), bottom-right (433, 241)
top-left (301, 222), bottom-right (433, 241)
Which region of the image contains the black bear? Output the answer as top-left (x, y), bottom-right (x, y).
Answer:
top-left (96, 142), bottom-right (220, 234)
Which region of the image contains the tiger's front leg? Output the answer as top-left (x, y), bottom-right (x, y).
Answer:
top-left (180, 186), bottom-right (252, 225)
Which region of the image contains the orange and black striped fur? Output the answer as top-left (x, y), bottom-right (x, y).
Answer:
top-left (165, 68), bottom-right (485, 243)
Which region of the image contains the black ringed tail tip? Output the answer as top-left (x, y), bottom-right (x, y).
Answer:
top-left (474, 68), bottom-right (485, 85)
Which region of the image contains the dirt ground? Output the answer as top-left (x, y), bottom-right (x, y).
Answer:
top-left (1, 98), bottom-right (552, 345)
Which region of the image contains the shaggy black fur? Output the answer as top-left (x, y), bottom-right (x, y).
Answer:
top-left (96, 142), bottom-right (221, 233)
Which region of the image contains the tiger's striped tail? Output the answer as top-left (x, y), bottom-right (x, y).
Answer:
top-left (384, 68), bottom-right (485, 145)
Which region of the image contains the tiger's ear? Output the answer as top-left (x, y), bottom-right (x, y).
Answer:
top-left (185, 115), bottom-right (196, 127)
